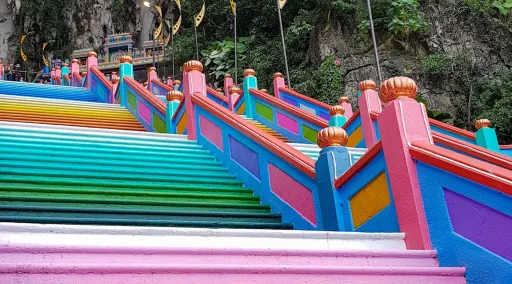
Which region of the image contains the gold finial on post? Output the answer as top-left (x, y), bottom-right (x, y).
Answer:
top-left (88, 51), bottom-right (97, 58)
top-left (183, 60), bottom-right (203, 72)
top-left (166, 90), bottom-right (184, 102)
top-left (329, 105), bottom-right (345, 117)
top-left (274, 72), bottom-right (283, 79)
top-left (358, 80), bottom-right (377, 92)
top-left (338, 97), bottom-right (350, 104)
top-left (119, 55), bottom-right (133, 64)
top-left (224, 74), bottom-right (232, 79)
top-left (244, 69), bottom-right (256, 77)
top-left (475, 119), bottom-right (491, 130)
top-left (379, 76), bottom-right (417, 104)
top-left (229, 86), bottom-right (242, 95)
top-left (317, 127), bottom-right (349, 149)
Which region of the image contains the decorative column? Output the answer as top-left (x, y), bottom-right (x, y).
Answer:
top-left (182, 60), bottom-right (207, 140)
top-left (166, 76), bottom-right (173, 86)
top-left (148, 66), bottom-right (158, 91)
top-left (118, 56), bottom-right (134, 107)
top-left (61, 63), bottom-right (69, 85)
top-left (55, 66), bottom-right (62, 85)
top-left (338, 97), bottom-right (354, 119)
top-left (111, 72), bottom-right (120, 103)
top-left (377, 76), bottom-right (433, 250)
top-left (173, 80), bottom-right (181, 91)
top-left (273, 72), bottom-right (285, 99)
top-left (71, 59), bottom-right (79, 75)
top-left (314, 126), bottom-right (351, 231)
top-left (357, 80), bottom-right (382, 148)
top-left (0, 60), bottom-right (4, 80)
top-left (223, 74), bottom-right (234, 110)
top-left (166, 90), bottom-right (184, 134)
top-left (328, 105), bottom-right (347, 127)
top-left (86, 51), bottom-right (98, 89)
top-left (80, 72), bottom-right (87, 87)
top-left (51, 68), bottom-right (56, 85)
top-left (243, 69), bottom-right (258, 119)
top-left (475, 119), bottom-right (500, 153)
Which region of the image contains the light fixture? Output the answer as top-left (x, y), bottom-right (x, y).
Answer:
top-left (143, 1), bottom-right (152, 7)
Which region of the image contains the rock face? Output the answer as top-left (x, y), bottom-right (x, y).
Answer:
top-left (0, 0), bottom-right (16, 60)
top-left (309, 0), bottom-right (512, 116)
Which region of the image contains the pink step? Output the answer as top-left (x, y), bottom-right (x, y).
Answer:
top-left (0, 244), bottom-right (439, 268)
top-left (0, 264), bottom-right (466, 284)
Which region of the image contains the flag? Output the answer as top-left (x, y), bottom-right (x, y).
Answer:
top-left (173, 15), bottom-right (181, 35)
top-left (195, 2), bottom-right (205, 27)
top-left (175, 0), bottom-right (181, 11)
top-left (153, 6), bottom-right (163, 39)
top-left (42, 42), bottom-right (49, 67)
top-left (230, 0), bottom-right (236, 15)
top-left (278, 0), bottom-right (287, 9)
top-left (20, 35), bottom-right (27, 62)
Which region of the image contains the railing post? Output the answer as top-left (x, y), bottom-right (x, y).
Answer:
top-left (166, 90), bottom-right (183, 134)
top-left (55, 66), bottom-right (62, 85)
top-left (314, 127), bottom-right (351, 231)
top-left (182, 60), bottom-right (206, 140)
top-left (118, 56), bottom-right (134, 107)
top-left (148, 66), bottom-right (158, 91)
top-left (61, 63), bottom-right (69, 86)
top-left (173, 80), bottom-right (181, 91)
top-left (224, 74), bottom-right (234, 111)
top-left (273, 72), bottom-right (285, 99)
top-left (338, 97), bottom-right (354, 119)
top-left (229, 86), bottom-right (243, 114)
top-left (475, 119), bottom-right (501, 153)
top-left (377, 76), bottom-right (433, 250)
top-left (71, 59), bottom-right (79, 86)
top-left (111, 72), bottom-right (119, 104)
top-left (0, 60), bottom-right (4, 80)
top-left (166, 76), bottom-right (173, 86)
top-left (80, 72), bottom-right (87, 87)
top-left (86, 51), bottom-right (97, 89)
top-left (358, 80), bottom-right (381, 148)
top-left (243, 69), bottom-right (258, 119)
top-left (51, 68), bottom-right (56, 85)
top-left (328, 105), bottom-right (348, 127)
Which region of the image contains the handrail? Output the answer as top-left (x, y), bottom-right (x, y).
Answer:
top-left (72, 72), bottom-right (82, 86)
top-left (151, 78), bottom-right (172, 92)
top-left (341, 110), bottom-right (360, 130)
top-left (192, 93), bottom-right (316, 178)
top-left (432, 131), bottom-right (512, 170)
top-left (233, 93), bottom-right (244, 107)
top-left (410, 141), bottom-right (512, 194)
top-left (334, 141), bottom-right (383, 188)
top-left (206, 86), bottom-right (229, 103)
top-left (250, 89), bottom-right (328, 128)
top-left (279, 87), bottom-right (332, 110)
top-left (124, 77), bottom-right (166, 114)
top-left (501, 145), bottom-right (512, 150)
top-left (428, 118), bottom-right (475, 140)
top-left (90, 66), bottom-right (113, 90)
top-left (172, 100), bottom-right (184, 120)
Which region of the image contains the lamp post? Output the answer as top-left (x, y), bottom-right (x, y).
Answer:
top-left (144, 1), bottom-right (161, 68)
top-left (365, 0), bottom-right (382, 84)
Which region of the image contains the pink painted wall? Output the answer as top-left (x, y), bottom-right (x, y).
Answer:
top-left (268, 163), bottom-right (316, 225)
top-left (183, 69), bottom-right (207, 140)
top-left (200, 115), bottom-right (224, 150)
top-left (86, 56), bottom-right (98, 89)
top-left (378, 98), bottom-right (433, 250)
top-left (273, 76), bottom-right (285, 99)
top-left (137, 101), bottom-right (152, 125)
top-left (276, 112), bottom-right (298, 134)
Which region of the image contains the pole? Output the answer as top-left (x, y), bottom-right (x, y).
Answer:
top-left (194, 24), bottom-right (199, 60)
top-left (234, 14), bottom-right (238, 85)
top-left (151, 17), bottom-right (156, 68)
top-left (171, 15), bottom-right (175, 79)
top-left (276, 0), bottom-right (291, 88)
top-left (366, 0), bottom-right (382, 84)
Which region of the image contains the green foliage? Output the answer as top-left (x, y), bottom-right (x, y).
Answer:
top-left (388, 0), bottom-right (428, 36)
top-left (420, 53), bottom-right (452, 79)
top-left (472, 72), bottom-right (512, 143)
top-left (332, 0), bottom-right (357, 15)
top-left (293, 56), bottom-right (343, 104)
top-left (463, 0), bottom-right (494, 13)
top-left (492, 0), bottom-right (512, 17)
top-left (415, 97), bottom-right (452, 122)
top-left (201, 37), bottom-right (249, 84)
top-left (286, 10), bottom-right (315, 50)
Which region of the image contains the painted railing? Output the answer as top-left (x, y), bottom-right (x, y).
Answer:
top-left (123, 77), bottom-right (167, 133)
top-left (429, 119), bottom-right (476, 144)
top-left (432, 131), bottom-right (512, 170)
top-left (71, 73), bottom-right (82, 87)
top-left (172, 99), bottom-right (187, 135)
top-left (206, 87), bottom-right (229, 109)
top-left (328, 142), bottom-right (400, 233)
top-left (410, 141), bottom-right (512, 284)
top-left (63, 74), bottom-right (71, 86)
top-left (150, 79), bottom-right (171, 97)
top-left (191, 93), bottom-right (320, 230)
top-left (89, 66), bottom-right (113, 103)
top-left (343, 110), bottom-right (364, 148)
top-left (233, 94), bottom-right (245, 115)
top-left (248, 89), bottom-right (327, 144)
top-left (279, 87), bottom-right (331, 120)
top-left (501, 145), bottom-right (512, 157)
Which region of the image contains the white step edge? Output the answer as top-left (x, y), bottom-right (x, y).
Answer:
top-left (0, 223), bottom-right (407, 251)
top-left (0, 121), bottom-right (190, 141)
top-left (0, 94), bottom-right (119, 108)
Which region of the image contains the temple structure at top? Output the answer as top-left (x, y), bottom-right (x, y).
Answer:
top-left (71, 33), bottom-right (164, 74)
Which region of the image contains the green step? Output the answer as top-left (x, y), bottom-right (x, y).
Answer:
top-left (1, 147), bottom-right (224, 167)
top-left (0, 160), bottom-right (234, 179)
top-left (0, 141), bottom-right (212, 160)
top-left (0, 175), bottom-right (248, 192)
top-left (0, 153), bottom-right (227, 173)
top-left (0, 134), bottom-right (206, 153)
top-left (0, 195), bottom-right (271, 213)
top-left (0, 204), bottom-right (283, 224)
top-left (0, 215), bottom-right (293, 229)
top-left (0, 167), bottom-right (242, 185)
top-left (0, 188), bottom-right (260, 204)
